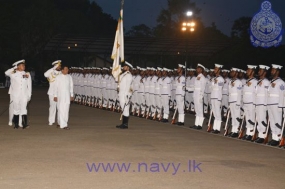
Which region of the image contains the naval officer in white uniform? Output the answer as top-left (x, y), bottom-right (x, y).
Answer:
top-left (44, 60), bottom-right (61, 126)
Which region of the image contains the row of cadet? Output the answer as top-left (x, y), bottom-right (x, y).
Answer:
top-left (68, 63), bottom-right (285, 147)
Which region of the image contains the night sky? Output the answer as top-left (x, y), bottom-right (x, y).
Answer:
top-left (93, 0), bottom-right (285, 36)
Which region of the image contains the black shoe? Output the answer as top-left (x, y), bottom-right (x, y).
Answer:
top-left (161, 119), bottom-right (168, 123)
top-left (196, 126), bottom-right (202, 130)
top-left (227, 132), bottom-right (233, 137)
top-left (254, 138), bottom-right (265, 143)
top-left (119, 124), bottom-right (128, 129)
top-left (245, 135), bottom-right (252, 141)
top-left (116, 124), bottom-right (123, 128)
top-left (231, 132), bottom-right (238, 138)
top-left (177, 122), bottom-right (184, 126)
top-left (241, 135), bottom-right (248, 140)
top-left (13, 115), bottom-right (19, 129)
top-left (268, 140), bottom-right (279, 146)
top-left (189, 125), bottom-right (197, 129)
top-left (22, 115), bottom-right (29, 129)
top-left (212, 130), bottom-right (220, 134)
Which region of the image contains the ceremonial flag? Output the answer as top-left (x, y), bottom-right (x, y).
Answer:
top-left (111, 6), bottom-right (124, 82)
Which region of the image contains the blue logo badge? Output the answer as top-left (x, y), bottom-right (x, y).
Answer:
top-left (250, 1), bottom-right (283, 48)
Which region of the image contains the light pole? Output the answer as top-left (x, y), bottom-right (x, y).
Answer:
top-left (181, 11), bottom-right (195, 69)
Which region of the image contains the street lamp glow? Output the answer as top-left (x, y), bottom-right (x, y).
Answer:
top-left (190, 28), bottom-right (195, 32)
top-left (182, 27), bottom-right (187, 31)
top-left (190, 22), bottom-right (195, 27)
top-left (186, 11), bottom-right (193, 17)
top-left (182, 22), bottom-right (187, 26)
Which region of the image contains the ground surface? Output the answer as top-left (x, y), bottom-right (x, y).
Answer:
top-left (0, 87), bottom-right (284, 189)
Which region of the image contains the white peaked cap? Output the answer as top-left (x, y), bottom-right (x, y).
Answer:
top-left (140, 68), bottom-right (146, 71)
top-left (272, 64), bottom-right (283, 69)
top-left (222, 69), bottom-right (230, 73)
top-left (197, 63), bottom-right (205, 70)
top-left (204, 68), bottom-right (209, 72)
top-left (124, 61), bottom-right (133, 69)
top-left (247, 65), bottom-right (257, 69)
top-left (151, 67), bottom-right (156, 71)
top-left (157, 67), bottom-right (162, 71)
top-left (12, 60), bottom-right (25, 66)
top-left (178, 64), bottom-right (185, 69)
top-left (146, 67), bottom-right (151, 70)
top-left (137, 66), bottom-right (141, 69)
top-left (259, 65), bottom-right (270, 70)
top-left (52, 60), bottom-right (61, 65)
top-left (215, 64), bottom-right (223, 68)
top-left (210, 69), bottom-right (214, 72)
top-left (189, 68), bottom-right (195, 71)
top-left (231, 68), bottom-right (239, 71)
top-left (163, 67), bottom-right (168, 71)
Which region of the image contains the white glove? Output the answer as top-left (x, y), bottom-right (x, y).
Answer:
top-left (53, 65), bottom-right (58, 69)
top-left (13, 66), bottom-right (17, 69)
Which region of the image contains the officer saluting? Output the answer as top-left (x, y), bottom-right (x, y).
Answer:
top-left (116, 61), bottom-right (133, 129)
top-left (5, 60), bottom-right (32, 129)
top-left (44, 60), bottom-right (61, 126)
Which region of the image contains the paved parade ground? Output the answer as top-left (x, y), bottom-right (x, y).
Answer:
top-left (0, 87), bottom-right (285, 189)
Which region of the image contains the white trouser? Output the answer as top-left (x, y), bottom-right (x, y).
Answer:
top-left (57, 102), bottom-right (70, 128)
top-left (131, 91), bottom-right (138, 111)
top-left (162, 95), bottom-right (170, 119)
top-left (155, 94), bottom-right (162, 116)
top-left (243, 103), bottom-right (256, 135)
top-left (211, 99), bottom-right (222, 131)
top-left (268, 105), bottom-right (282, 141)
top-left (12, 95), bottom-right (28, 115)
top-left (119, 95), bottom-right (130, 117)
top-left (9, 96), bottom-right (13, 125)
top-left (49, 95), bottom-right (58, 124)
top-left (256, 105), bottom-right (267, 138)
top-left (137, 92), bottom-right (145, 113)
top-left (222, 95), bottom-right (229, 116)
top-left (176, 95), bottom-right (185, 123)
top-left (145, 93), bottom-right (150, 112)
top-left (194, 94), bottom-right (204, 126)
top-left (149, 93), bottom-right (155, 114)
top-left (230, 102), bottom-right (241, 133)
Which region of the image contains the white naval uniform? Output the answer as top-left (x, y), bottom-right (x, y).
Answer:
top-left (144, 76), bottom-right (151, 113)
top-left (186, 76), bottom-right (196, 111)
top-left (138, 77), bottom-right (146, 115)
top-left (255, 78), bottom-right (270, 138)
top-left (204, 76), bottom-right (211, 113)
top-left (131, 75), bottom-right (141, 113)
top-left (175, 75), bottom-right (186, 123)
top-left (5, 68), bottom-right (32, 117)
top-left (54, 74), bottom-right (74, 128)
top-left (118, 71), bottom-right (133, 117)
top-left (155, 77), bottom-right (163, 118)
top-left (229, 79), bottom-right (242, 133)
top-left (222, 77), bottom-right (230, 116)
top-left (161, 76), bottom-right (171, 119)
top-left (211, 75), bottom-right (224, 131)
top-left (267, 78), bottom-right (285, 141)
top-left (44, 67), bottom-right (61, 125)
top-left (149, 76), bottom-right (158, 116)
top-left (243, 77), bottom-right (258, 136)
top-left (193, 73), bottom-right (206, 126)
